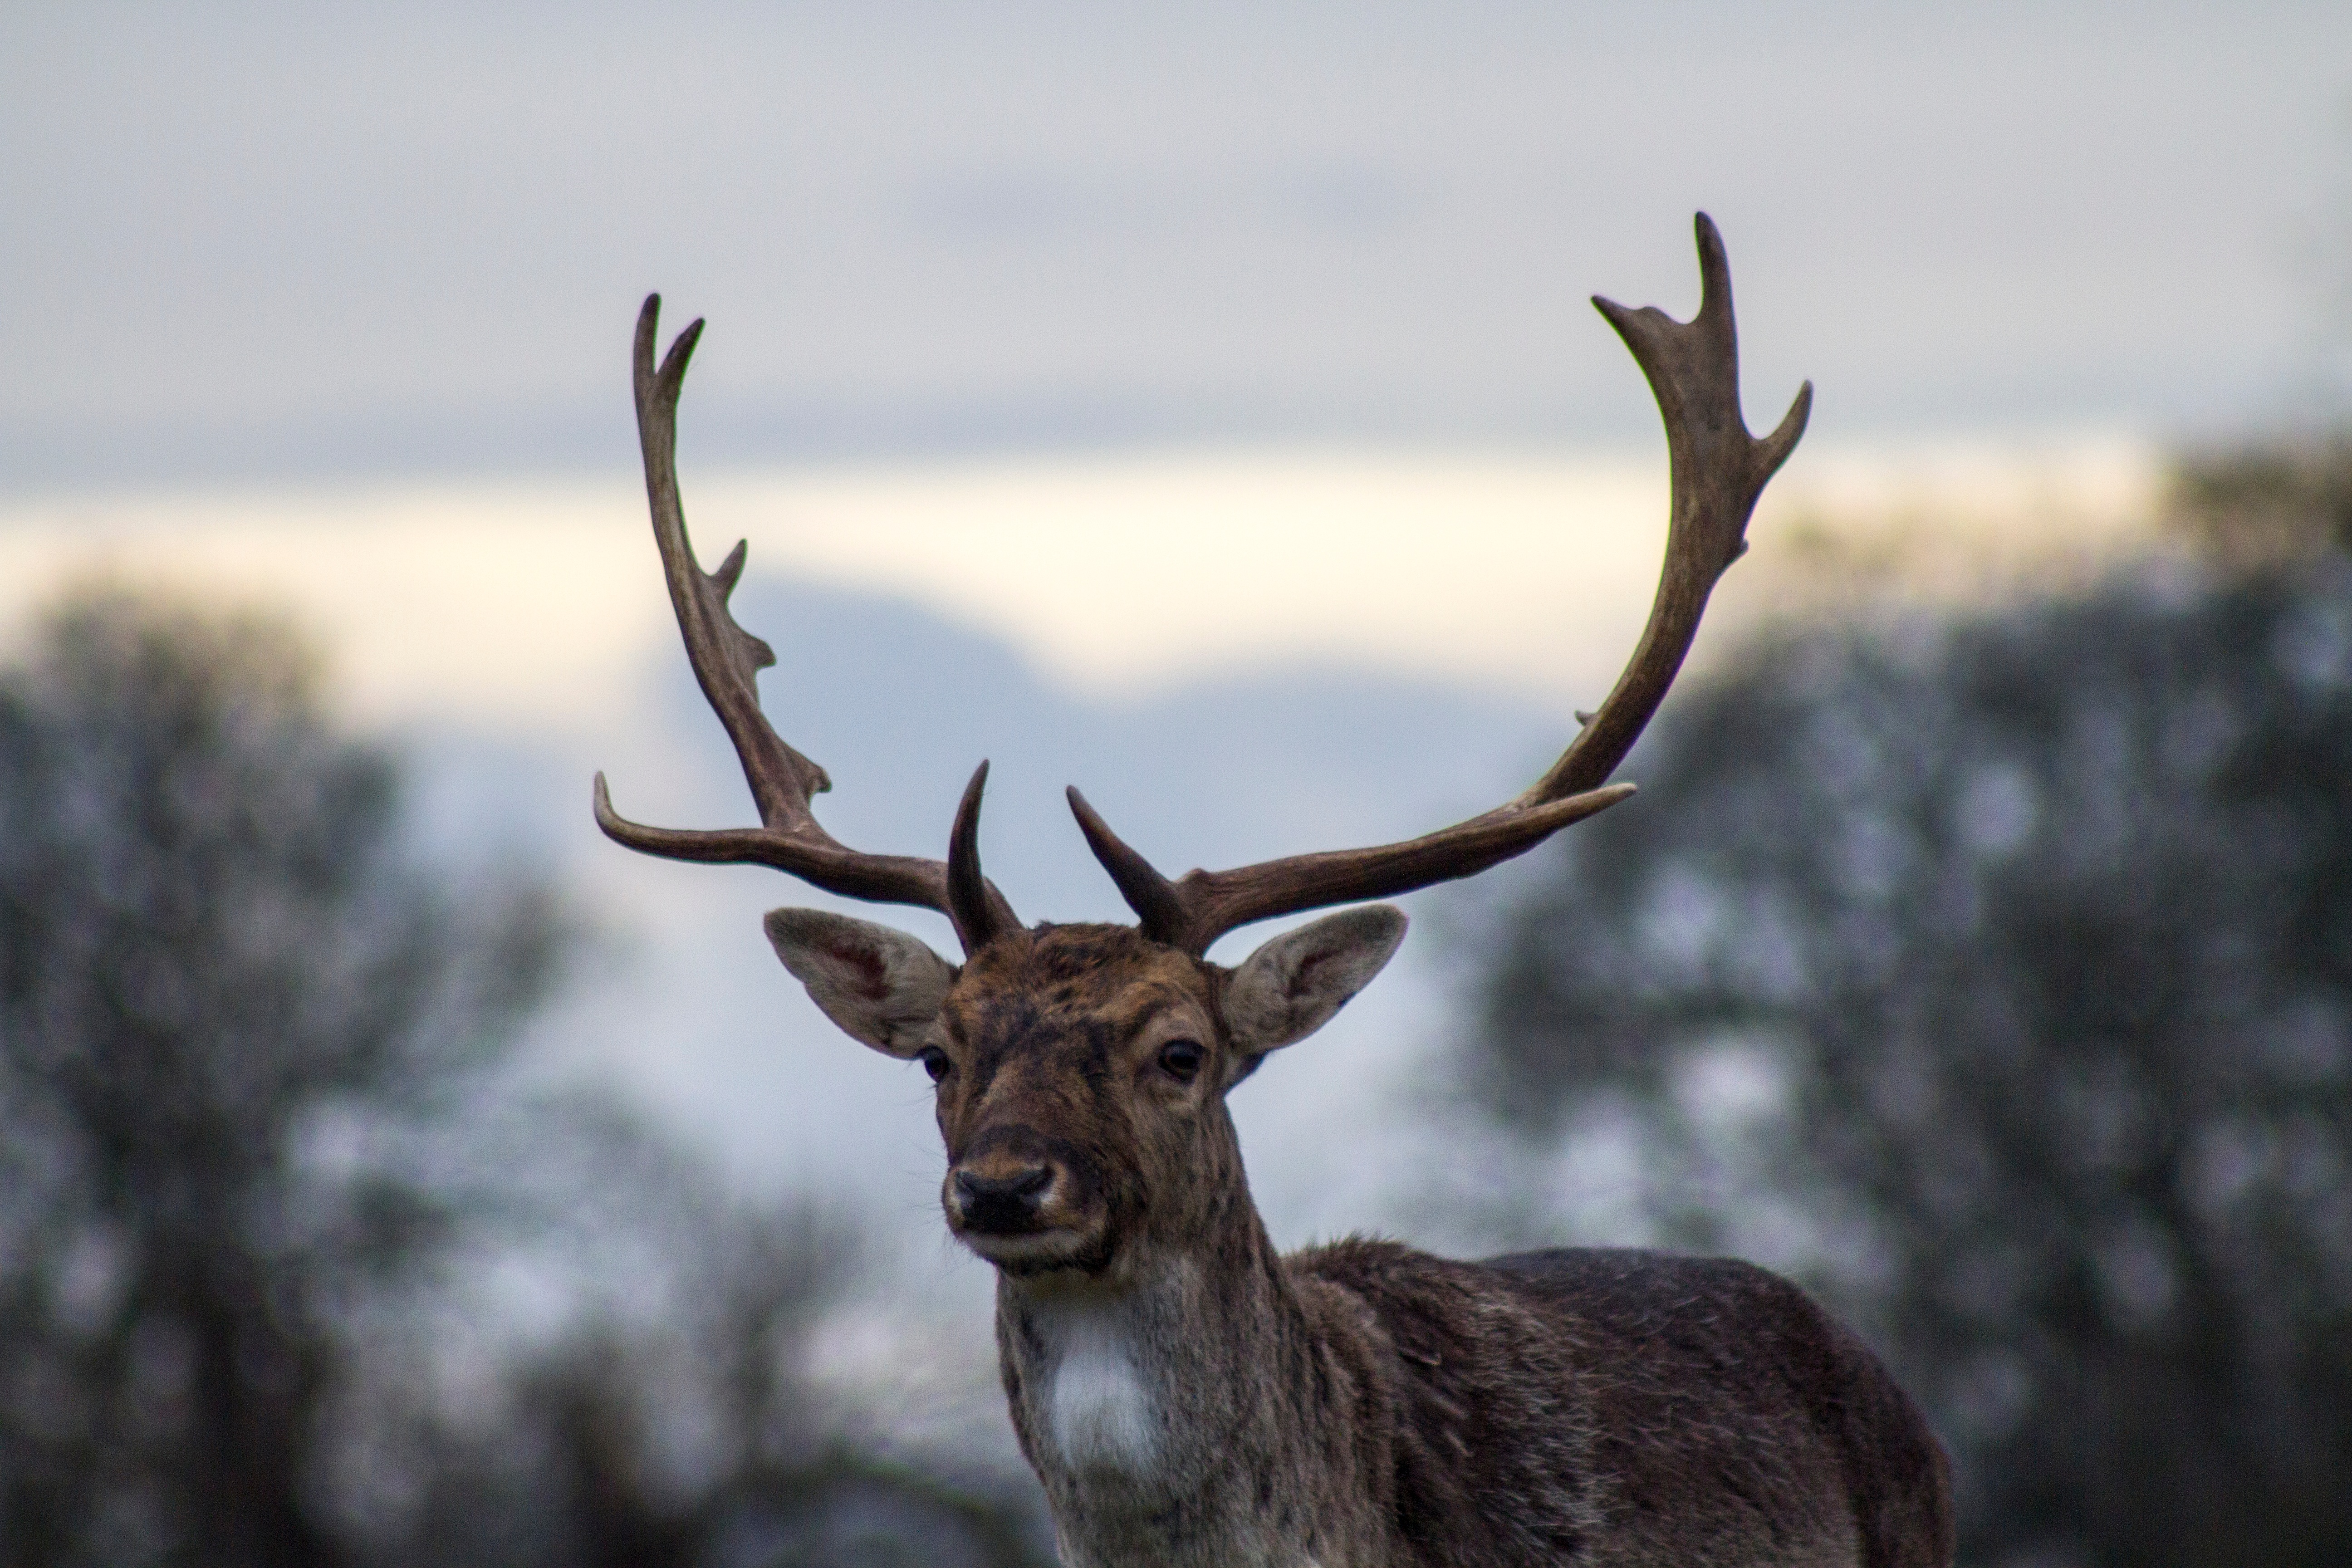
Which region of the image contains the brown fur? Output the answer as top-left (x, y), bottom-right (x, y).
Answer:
top-left (907, 923), bottom-right (1951, 1567)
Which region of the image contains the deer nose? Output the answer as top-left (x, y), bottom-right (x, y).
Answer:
top-left (953, 1165), bottom-right (1054, 1231)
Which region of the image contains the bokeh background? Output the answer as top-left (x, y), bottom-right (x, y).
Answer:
top-left (3, 4), bottom-right (2349, 1564)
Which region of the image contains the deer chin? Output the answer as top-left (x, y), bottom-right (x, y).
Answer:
top-left (957, 1220), bottom-right (1116, 1278)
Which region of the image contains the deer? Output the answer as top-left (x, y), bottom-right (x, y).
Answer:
top-left (593, 215), bottom-right (1955, 1568)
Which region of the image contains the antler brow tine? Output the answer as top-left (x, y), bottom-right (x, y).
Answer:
top-left (593, 294), bottom-right (1019, 954)
top-left (1071, 214), bottom-right (1810, 956)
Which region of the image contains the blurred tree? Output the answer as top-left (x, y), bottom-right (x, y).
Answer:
top-left (359, 1110), bottom-right (1050, 1568)
top-left (0, 586), bottom-right (1051, 1568)
top-left (0, 588), bottom-right (566, 1566)
top-left (2166, 434), bottom-right (2352, 567)
top-left (1462, 554), bottom-right (2352, 1566)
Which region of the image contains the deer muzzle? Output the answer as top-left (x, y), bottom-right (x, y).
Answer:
top-left (954, 1164), bottom-right (1055, 1232)
top-left (944, 1131), bottom-right (1112, 1273)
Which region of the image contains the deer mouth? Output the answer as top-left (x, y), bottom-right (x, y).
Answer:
top-left (957, 1223), bottom-right (1113, 1276)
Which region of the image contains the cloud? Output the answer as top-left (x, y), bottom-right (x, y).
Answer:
top-left (2, 2), bottom-right (2344, 484)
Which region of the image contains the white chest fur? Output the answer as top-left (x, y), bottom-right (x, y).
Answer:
top-left (1002, 1260), bottom-right (1340, 1568)
top-left (1025, 1292), bottom-right (1163, 1475)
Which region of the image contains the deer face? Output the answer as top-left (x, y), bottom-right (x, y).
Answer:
top-left (765, 906), bottom-right (1406, 1277)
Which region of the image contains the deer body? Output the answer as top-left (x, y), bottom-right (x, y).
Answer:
top-left (596, 217), bottom-right (1956, 1566)
top-left (999, 1234), bottom-right (1946, 1568)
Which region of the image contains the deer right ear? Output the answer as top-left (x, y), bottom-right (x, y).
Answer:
top-left (1224, 905), bottom-right (1407, 1061)
top-left (764, 908), bottom-right (956, 1058)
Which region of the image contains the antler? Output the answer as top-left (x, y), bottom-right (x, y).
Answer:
top-left (593, 295), bottom-right (1019, 955)
top-left (1072, 214), bottom-right (1810, 956)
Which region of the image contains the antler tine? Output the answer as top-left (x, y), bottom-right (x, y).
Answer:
top-left (948, 762), bottom-right (1012, 953)
top-left (594, 295), bottom-right (1019, 951)
top-left (1068, 781), bottom-right (1633, 954)
top-left (1072, 215), bottom-right (1805, 956)
top-left (1525, 212), bottom-right (1810, 803)
top-left (1067, 787), bottom-right (1190, 946)
top-left (629, 295), bottom-right (825, 828)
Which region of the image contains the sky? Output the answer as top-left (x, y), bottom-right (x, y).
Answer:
top-left (4, 1), bottom-right (2348, 488)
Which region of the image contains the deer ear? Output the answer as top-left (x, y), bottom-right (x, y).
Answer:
top-left (1224, 906), bottom-right (1407, 1060)
top-left (764, 908), bottom-right (956, 1058)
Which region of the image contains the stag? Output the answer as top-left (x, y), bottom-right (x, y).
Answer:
top-left (594, 216), bottom-right (1954, 1568)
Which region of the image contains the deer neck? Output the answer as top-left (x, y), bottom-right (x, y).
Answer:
top-left (992, 1202), bottom-right (1393, 1568)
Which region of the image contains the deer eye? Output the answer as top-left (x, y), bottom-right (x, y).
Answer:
top-left (1157, 1039), bottom-right (1205, 1083)
top-left (918, 1046), bottom-right (951, 1083)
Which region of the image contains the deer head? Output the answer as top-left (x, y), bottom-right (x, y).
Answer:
top-left (595, 214), bottom-right (1808, 1282)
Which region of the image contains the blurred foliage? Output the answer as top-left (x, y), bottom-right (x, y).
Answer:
top-left (0, 588), bottom-right (1046, 1568)
top-left (2165, 431), bottom-right (2352, 567)
top-left (1464, 502), bottom-right (2352, 1563)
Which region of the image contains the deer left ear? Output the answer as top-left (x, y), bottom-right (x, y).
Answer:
top-left (764, 907), bottom-right (956, 1058)
top-left (1224, 906), bottom-right (1407, 1061)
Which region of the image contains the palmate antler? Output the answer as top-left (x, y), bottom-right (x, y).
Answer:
top-left (598, 214), bottom-right (1806, 962)
top-left (1068, 213), bottom-right (1810, 955)
top-left (592, 296), bottom-right (1020, 955)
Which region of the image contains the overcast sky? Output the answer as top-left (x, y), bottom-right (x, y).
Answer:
top-left (3, 1), bottom-right (2348, 488)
